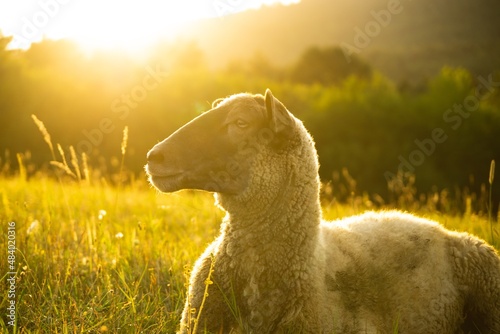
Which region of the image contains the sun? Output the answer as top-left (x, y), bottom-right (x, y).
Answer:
top-left (0, 0), bottom-right (213, 54)
top-left (49, 1), bottom-right (209, 55)
top-left (0, 0), bottom-right (299, 55)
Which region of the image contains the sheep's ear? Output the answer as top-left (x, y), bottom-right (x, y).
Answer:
top-left (265, 89), bottom-right (295, 136)
top-left (212, 98), bottom-right (224, 109)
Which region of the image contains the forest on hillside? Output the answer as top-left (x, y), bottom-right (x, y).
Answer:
top-left (1, 36), bottom-right (499, 214)
top-left (184, 0), bottom-right (500, 84)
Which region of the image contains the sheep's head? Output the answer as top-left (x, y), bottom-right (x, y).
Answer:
top-left (145, 89), bottom-right (302, 195)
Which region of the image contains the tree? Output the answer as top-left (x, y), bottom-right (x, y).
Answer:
top-left (289, 46), bottom-right (372, 86)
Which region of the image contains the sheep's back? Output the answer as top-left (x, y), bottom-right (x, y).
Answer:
top-left (319, 211), bottom-right (463, 333)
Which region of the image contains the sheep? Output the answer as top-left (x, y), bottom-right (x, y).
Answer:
top-left (145, 89), bottom-right (500, 333)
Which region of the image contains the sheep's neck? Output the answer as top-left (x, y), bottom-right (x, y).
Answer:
top-left (222, 179), bottom-right (322, 250)
top-left (217, 179), bottom-right (323, 328)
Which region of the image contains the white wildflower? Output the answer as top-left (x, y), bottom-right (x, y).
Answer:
top-left (98, 210), bottom-right (107, 220)
top-left (27, 220), bottom-right (40, 235)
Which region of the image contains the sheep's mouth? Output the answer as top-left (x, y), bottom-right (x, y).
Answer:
top-left (148, 172), bottom-right (185, 192)
top-left (144, 163), bottom-right (186, 192)
top-left (145, 163), bottom-right (182, 179)
top-left (149, 172), bottom-right (183, 179)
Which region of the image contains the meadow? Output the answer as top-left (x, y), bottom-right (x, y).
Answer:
top-left (0, 146), bottom-right (498, 333)
top-left (1, 171), bottom-right (224, 333)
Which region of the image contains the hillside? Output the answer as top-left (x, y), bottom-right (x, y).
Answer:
top-left (181, 0), bottom-right (500, 83)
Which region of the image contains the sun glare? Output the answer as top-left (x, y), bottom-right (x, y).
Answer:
top-left (56, 1), bottom-right (210, 55)
top-left (0, 0), bottom-right (299, 55)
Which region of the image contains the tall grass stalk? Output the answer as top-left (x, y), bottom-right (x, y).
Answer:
top-left (81, 152), bottom-right (90, 185)
top-left (489, 159), bottom-right (495, 244)
top-left (114, 126), bottom-right (129, 212)
top-left (69, 145), bottom-right (82, 182)
top-left (57, 143), bottom-right (70, 171)
top-left (119, 126), bottom-right (128, 181)
top-left (31, 114), bottom-right (55, 160)
top-left (16, 153), bottom-right (26, 181)
top-left (192, 254), bottom-right (215, 334)
top-left (32, 114), bottom-right (76, 223)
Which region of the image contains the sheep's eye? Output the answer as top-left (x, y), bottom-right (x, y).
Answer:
top-left (235, 119), bottom-right (249, 129)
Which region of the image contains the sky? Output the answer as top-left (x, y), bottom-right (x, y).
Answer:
top-left (0, 0), bottom-right (299, 53)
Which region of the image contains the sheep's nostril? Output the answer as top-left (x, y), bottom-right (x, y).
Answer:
top-left (147, 149), bottom-right (164, 163)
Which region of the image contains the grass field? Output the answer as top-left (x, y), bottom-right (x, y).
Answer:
top-left (0, 168), bottom-right (498, 333)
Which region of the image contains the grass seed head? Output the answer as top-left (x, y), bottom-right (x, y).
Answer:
top-left (69, 145), bottom-right (82, 181)
top-left (50, 161), bottom-right (76, 178)
top-left (82, 152), bottom-right (90, 183)
top-left (489, 160), bottom-right (495, 185)
top-left (31, 114), bottom-right (54, 157)
top-left (121, 126), bottom-right (129, 156)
